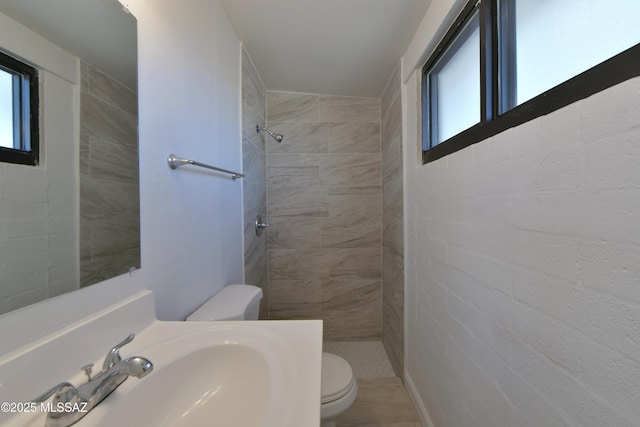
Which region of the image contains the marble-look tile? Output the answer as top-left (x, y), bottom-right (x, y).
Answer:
top-left (381, 94), bottom-right (402, 148)
top-left (269, 302), bottom-right (321, 320)
top-left (270, 279), bottom-right (321, 304)
top-left (382, 135), bottom-right (403, 183)
top-left (380, 63), bottom-right (404, 377)
top-left (242, 139), bottom-right (266, 185)
top-left (328, 122), bottom-right (381, 154)
top-left (318, 95), bottom-right (379, 106)
top-left (80, 246), bottom-right (140, 288)
top-left (322, 278), bottom-right (382, 340)
top-left (268, 249), bottom-right (332, 281)
top-left (268, 185), bottom-right (328, 217)
top-left (79, 138), bottom-right (91, 180)
top-left (81, 93), bottom-right (138, 146)
top-left (322, 276), bottom-right (381, 309)
top-left (321, 216), bottom-right (381, 249)
top-left (88, 136), bottom-right (138, 183)
top-left (241, 49), bottom-right (268, 320)
top-left (328, 193), bottom-right (382, 217)
top-left (80, 178), bottom-right (139, 220)
top-left (321, 154), bottom-right (381, 188)
top-left (382, 296), bottom-right (404, 377)
top-left (323, 306), bottom-right (381, 340)
top-left (383, 176), bottom-right (403, 221)
top-left (243, 181), bottom-right (266, 224)
top-left (381, 66), bottom-right (401, 118)
top-left (80, 61), bottom-right (90, 94)
top-left (86, 63), bottom-right (137, 116)
top-left (318, 102), bottom-right (380, 123)
top-left (267, 153), bottom-right (322, 187)
top-left (267, 216), bottom-right (322, 249)
top-left (265, 122), bottom-right (328, 154)
top-left (328, 248), bottom-right (382, 277)
top-left (383, 218), bottom-right (404, 252)
top-left (267, 91), bottom-right (318, 122)
top-left (89, 211), bottom-right (140, 256)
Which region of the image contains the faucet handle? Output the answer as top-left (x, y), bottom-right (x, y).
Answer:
top-left (102, 334), bottom-right (135, 371)
top-left (32, 382), bottom-right (79, 404)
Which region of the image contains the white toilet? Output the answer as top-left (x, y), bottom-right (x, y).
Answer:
top-left (186, 284), bottom-right (358, 427)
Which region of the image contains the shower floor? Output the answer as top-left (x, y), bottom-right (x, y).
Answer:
top-left (323, 341), bottom-right (422, 427)
top-left (323, 341), bottom-right (396, 378)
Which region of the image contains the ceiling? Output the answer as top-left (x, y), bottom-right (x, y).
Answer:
top-left (0, 0), bottom-right (137, 90)
top-left (220, 0), bottom-right (431, 98)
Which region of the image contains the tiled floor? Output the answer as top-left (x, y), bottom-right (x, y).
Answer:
top-left (323, 341), bottom-right (396, 378)
top-left (325, 341), bottom-right (421, 427)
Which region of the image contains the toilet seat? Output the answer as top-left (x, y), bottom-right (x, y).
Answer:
top-left (321, 352), bottom-right (356, 404)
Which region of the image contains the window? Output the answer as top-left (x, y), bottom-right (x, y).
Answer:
top-left (422, 0), bottom-right (640, 163)
top-left (0, 50), bottom-right (39, 166)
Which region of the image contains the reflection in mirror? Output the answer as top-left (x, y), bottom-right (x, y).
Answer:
top-left (0, 0), bottom-right (139, 315)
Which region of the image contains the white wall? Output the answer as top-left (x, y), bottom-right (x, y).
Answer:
top-left (123, 0), bottom-right (244, 320)
top-left (0, 11), bottom-right (79, 315)
top-left (402, 2), bottom-right (640, 426)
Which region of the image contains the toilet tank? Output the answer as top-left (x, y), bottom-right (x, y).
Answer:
top-left (186, 284), bottom-right (263, 321)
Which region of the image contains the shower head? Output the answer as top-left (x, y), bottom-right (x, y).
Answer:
top-left (256, 125), bottom-right (284, 143)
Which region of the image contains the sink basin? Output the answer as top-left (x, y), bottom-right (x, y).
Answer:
top-left (80, 321), bottom-right (322, 427)
top-left (95, 346), bottom-right (270, 426)
top-left (1, 318), bottom-right (322, 427)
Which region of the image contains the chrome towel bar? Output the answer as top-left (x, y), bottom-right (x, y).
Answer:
top-left (167, 154), bottom-right (245, 180)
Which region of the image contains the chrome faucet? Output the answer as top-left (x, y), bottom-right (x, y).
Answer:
top-left (32, 334), bottom-right (153, 427)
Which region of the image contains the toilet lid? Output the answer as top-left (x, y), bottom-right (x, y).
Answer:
top-left (321, 352), bottom-right (355, 404)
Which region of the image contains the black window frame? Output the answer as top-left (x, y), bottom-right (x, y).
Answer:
top-left (422, 0), bottom-right (640, 164)
top-left (0, 50), bottom-right (39, 166)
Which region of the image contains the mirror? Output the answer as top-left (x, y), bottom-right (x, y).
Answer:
top-left (0, 0), bottom-right (139, 315)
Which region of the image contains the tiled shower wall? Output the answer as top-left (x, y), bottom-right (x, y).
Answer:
top-left (241, 49), bottom-right (269, 318)
top-left (80, 61), bottom-right (139, 287)
top-left (266, 92), bottom-right (382, 340)
top-left (381, 65), bottom-right (404, 376)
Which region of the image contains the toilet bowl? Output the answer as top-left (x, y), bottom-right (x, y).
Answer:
top-left (186, 284), bottom-right (358, 425)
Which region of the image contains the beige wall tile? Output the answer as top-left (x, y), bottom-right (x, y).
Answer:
top-left (380, 61), bottom-right (404, 378)
top-left (241, 50), bottom-right (269, 318)
top-left (267, 153), bottom-right (322, 187)
top-left (267, 216), bottom-right (323, 249)
top-left (268, 184), bottom-right (328, 217)
top-left (79, 64), bottom-right (139, 288)
top-left (270, 302), bottom-right (321, 320)
top-left (321, 216), bottom-right (382, 249)
top-left (329, 122), bottom-right (381, 154)
top-left (318, 102), bottom-right (380, 123)
top-left (268, 248), bottom-right (332, 281)
top-left (270, 279), bottom-right (321, 304)
top-left (267, 91), bottom-right (318, 122)
top-left (266, 91), bottom-right (384, 339)
top-left (318, 95), bottom-right (379, 106)
top-left (266, 122), bottom-right (328, 154)
top-left (329, 193), bottom-right (382, 217)
top-left (321, 154), bottom-right (382, 188)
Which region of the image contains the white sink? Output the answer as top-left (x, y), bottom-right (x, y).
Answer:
top-left (0, 315), bottom-right (322, 427)
top-left (80, 321), bottom-right (322, 427)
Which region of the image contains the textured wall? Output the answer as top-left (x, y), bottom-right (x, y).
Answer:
top-left (266, 91), bottom-right (382, 340)
top-left (80, 61), bottom-right (140, 287)
top-left (381, 65), bottom-right (404, 376)
top-left (241, 49), bottom-right (269, 318)
top-left (404, 72), bottom-right (640, 426)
